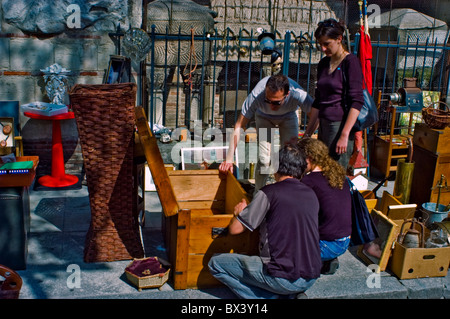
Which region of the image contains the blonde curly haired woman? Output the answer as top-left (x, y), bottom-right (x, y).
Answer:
top-left (297, 137), bottom-right (352, 275)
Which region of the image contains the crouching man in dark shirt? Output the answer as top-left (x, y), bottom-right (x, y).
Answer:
top-left (208, 144), bottom-right (321, 299)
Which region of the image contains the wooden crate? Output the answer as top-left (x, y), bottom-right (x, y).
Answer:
top-left (135, 107), bottom-right (259, 289)
top-left (371, 134), bottom-right (410, 183)
top-left (410, 123), bottom-right (450, 206)
top-left (413, 123), bottom-right (449, 155)
top-left (410, 146), bottom-right (450, 207)
top-left (0, 156), bottom-right (39, 187)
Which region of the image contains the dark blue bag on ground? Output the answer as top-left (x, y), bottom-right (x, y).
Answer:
top-left (347, 178), bottom-right (379, 246)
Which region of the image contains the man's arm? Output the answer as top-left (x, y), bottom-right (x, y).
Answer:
top-left (304, 107), bottom-right (319, 137)
top-left (228, 199), bottom-right (247, 235)
top-left (228, 191), bottom-right (270, 235)
top-left (219, 114), bottom-right (250, 174)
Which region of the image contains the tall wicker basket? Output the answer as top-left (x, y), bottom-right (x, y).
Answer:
top-left (69, 83), bottom-right (144, 262)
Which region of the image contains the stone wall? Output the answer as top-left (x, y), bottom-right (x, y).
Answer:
top-left (0, 0), bottom-right (341, 177)
top-left (0, 0), bottom-right (142, 176)
top-left (0, 0), bottom-right (340, 177)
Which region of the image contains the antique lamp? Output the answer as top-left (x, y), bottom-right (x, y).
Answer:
top-left (258, 31), bottom-right (276, 55)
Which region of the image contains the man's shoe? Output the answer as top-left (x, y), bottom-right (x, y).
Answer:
top-left (321, 258), bottom-right (339, 275)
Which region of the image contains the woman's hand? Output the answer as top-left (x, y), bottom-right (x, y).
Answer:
top-left (233, 199), bottom-right (248, 216)
top-left (219, 161), bottom-right (234, 175)
top-left (337, 108), bottom-right (360, 154)
top-left (336, 133), bottom-right (349, 154)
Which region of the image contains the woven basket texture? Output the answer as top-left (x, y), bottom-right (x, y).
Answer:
top-left (70, 83), bottom-right (144, 262)
top-left (125, 257), bottom-right (170, 290)
top-left (422, 102), bottom-right (450, 130)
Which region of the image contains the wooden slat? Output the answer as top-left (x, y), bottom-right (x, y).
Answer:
top-left (173, 209), bottom-right (191, 290)
top-left (135, 106), bottom-right (179, 217)
top-left (169, 169), bottom-right (221, 176)
top-left (225, 171), bottom-right (250, 214)
top-left (365, 199), bottom-right (377, 212)
top-left (188, 213), bottom-right (260, 253)
top-left (377, 190), bottom-right (402, 213)
top-left (357, 209), bottom-right (400, 272)
top-left (186, 219), bottom-right (260, 289)
top-left (178, 200), bottom-right (225, 211)
top-left (386, 204), bottom-right (417, 220)
top-left (169, 173), bottom-right (225, 202)
top-left (413, 123), bottom-right (450, 155)
top-left (187, 254), bottom-right (222, 288)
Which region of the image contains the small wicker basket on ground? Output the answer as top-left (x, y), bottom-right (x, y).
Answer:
top-left (422, 101), bottom-right (450, 129)
top-left (125, 257), bottom-right (171, 291)
top-left (0, 265), bottom-right (22, 299)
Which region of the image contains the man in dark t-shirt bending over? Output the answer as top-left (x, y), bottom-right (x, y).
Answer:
top-left (208, 144), bottom-right (321, 299)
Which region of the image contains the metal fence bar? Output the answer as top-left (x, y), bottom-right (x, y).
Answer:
top-left (429, 38), bottom-right (439, 91)
top-left (295, 33), bottom-right (302, 84)
top-left (199, 28), bottom-right (207, 123)
top-left (411, 37), bottom-right (420, 82)
top-left (402, 35), bottom-right (411, 83)
top-left (149, 25), bottom-right (156, 131)
top-left (145, 28), bottom-right (450, 131)
top-left (282, 31), bottom-right (291, 76)
top-left (420, 36), bottom-right (430, 87)
top-left (234, 30), bottom-right (242, 124)
top-left (372, 33), bottom-right (381, 96)
top-left (437, 30), bottom-right (450, 94)
top-left (211, 29), bottom-right (219, 126)
top-left (223, 28), bottom-right (230, 127)
top-left (304, 35), bottom-right (315, 128)
top-left (391, 36), bottom-right (400, 93)
top-left (247, 29), bottom-right (254, 96)
top-left (175, 27), bottom-right (182, 128)
top-left (162, 26), bottom-right (169, 126)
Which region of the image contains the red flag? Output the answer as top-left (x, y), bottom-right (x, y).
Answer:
top-left (350, 3), bottom-right (373, 168)
top-left (359, 25), bottom-right (373, 95)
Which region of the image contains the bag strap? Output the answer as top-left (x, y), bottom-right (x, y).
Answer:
top-left (341, 56), bottom-right (371, 113)
top-left (341, 57), bottom-right (350, 113)
top-left (346, 176), bottom-right (357, 193)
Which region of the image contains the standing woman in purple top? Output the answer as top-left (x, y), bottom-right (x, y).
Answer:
top-left (304, 19), bottom-right (364, 171)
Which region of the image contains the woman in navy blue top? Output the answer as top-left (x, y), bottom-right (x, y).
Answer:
top-left (304, 19), bottom-right (364, 170)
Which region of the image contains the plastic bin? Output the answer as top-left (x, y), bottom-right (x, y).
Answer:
top-left (0, 186), bottom-right (30, 270)
top-left (0, 156), bottom-right (39, 187)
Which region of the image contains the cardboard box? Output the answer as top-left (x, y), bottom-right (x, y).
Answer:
top-left (135, 107), bottom-right (258, 289)
top-left (357, 201), bottom-right (450, 279)
top-left (389, 241), bottom-right (450, 279)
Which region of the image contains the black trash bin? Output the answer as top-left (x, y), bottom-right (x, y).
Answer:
top-left (0, 186), bottom-right (30, 270)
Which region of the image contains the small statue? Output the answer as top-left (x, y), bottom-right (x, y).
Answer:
top-left (41, 63), bottom-right (71, 105)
